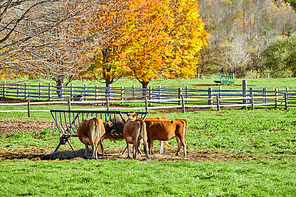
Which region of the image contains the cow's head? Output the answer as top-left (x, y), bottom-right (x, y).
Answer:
top-left (104, 120), bottom-right (116, 134)
top-left (127, 111), bottom-right (138, 121)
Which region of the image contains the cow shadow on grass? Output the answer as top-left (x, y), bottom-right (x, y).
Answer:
top-left (0, 148), bottom-right (124, 161)
top-left (33, 149), bottom-right (128, 161)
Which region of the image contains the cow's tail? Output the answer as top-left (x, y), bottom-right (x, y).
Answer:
top-left (181, 119), bottom-right (188, 149)
top-left (90, 118), bottom-right (100, 159)
top-left (139, 120), bottom-right (149, 158)
top-left (183, 119), bottom-right (188, 138)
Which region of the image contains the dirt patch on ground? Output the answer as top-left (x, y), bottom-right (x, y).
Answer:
top-left (0, 120), bottom-right (55, 135)
top-left (0, 98), bottom-right (246, 162)
top-left (0, 119), bottom-right (251, 162)
top-left (0, 147), bottom-right (247, 162)
top-left (0, 97), bottom-right (28, 103)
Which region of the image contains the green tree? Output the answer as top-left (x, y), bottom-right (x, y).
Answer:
top-left (262, 34), bottom-right (296, 78)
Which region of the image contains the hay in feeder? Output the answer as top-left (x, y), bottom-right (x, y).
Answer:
top-left (104, 114), bottom-right (128, 141)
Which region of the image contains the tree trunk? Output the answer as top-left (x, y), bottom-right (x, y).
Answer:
top-left (55, 75), bottom-right (64, 99)
top-left (140, 81), bottom-right (149, 98)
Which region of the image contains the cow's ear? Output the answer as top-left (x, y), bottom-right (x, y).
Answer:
top-left (133, 113), bottom-right (138, 118)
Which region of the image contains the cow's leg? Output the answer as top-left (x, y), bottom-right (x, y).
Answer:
top-left (91, 136), bottom-right (98, 159)
top-left (137, 142), bottom-right (142, 154)
top-left (148, 139), bottom-right (154, 155)
top-left (133, 139), bottom-right (138, 159)
top-left (94, 144), bottom-right (98, 159)
top-left (100, 139), bottom-right (105, 156)
top-left (92, 141), bottom-right (98, 159)
top-left (176, 137), bottom-right (181, 156)
top-left (126, 143), bottom-right (131, 158)
top-left (123, 144), bottom-right (140, 155)
top-left (122, 146), bottom-right (127, 155)
top-left (180, 137), bottom-right (187, 157)
top-left (159, 141), bottom-right (163, 154)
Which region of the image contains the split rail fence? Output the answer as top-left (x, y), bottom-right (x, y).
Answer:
top-left (0, 80), bottom-right (295, 115)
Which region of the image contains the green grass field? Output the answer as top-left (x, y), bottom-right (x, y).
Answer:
top-left (0, 107), bottom-right (296, 196)
top-left (3, 76), bottom-right (296, 90)
top-left (0, 78), bottom-right (296, 196)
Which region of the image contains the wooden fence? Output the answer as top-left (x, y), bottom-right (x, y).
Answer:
top-left (0, 80), bottom-right (296, 116)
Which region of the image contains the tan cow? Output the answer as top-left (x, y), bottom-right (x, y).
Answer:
top-left (77, 117), bottom-right (106, 159)
top-left (145, 119), bottom-right (187, 156)
top-left (123, 111), bottom-right (149, 159)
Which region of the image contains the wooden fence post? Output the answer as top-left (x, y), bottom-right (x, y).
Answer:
top-left (275, 88), bottom-right (278, 108)
top-left (95, 85), bottom-right (98, 101)
top-left (70, 84), bottom-right (74, 100)
top-left (68, 97), bottom-right (71, 111)
top-left (218, 86), bottom-right (222, 105)
top-left (84, 84), bottom-right (87, 101)
top-left (145, 97), bottom-right (148, 113)
top-left (57, 83), bottom-right (64, 99)
top-left (39, 82), bottom-right (42, 99)
top-left (251, 95), bottom-right (254, 110)
top-left (158, 85), bottom-right (161, 103)
top-left (249, 87), bottom-right (254, 106)
top-left (17, 82), bottom-right (20, 98)
top-left (285, 88), bottom-right (289, 110)
top-left (208, 88), bottom-right (212, 105)
top-left (121, 86), bottom-right (124, 104)
top-left (181, 95), bottom-right (185, 113)
top-left (242, 80), bottom-right (247, 108)
top-left (263, 88), bottom-right (267, 103)
top-left (27, 98), bottom-right (30, 117)
top-left (48, 83), bottom-right (52, 100)
top-left (149, 87), bottom-right (152, 107)
top-left (178, 87), bottom-right (182, 105)
top-left (107, 84), bottom-right (111, 99)
top-left (3, 81), bottom-right (6, 98)
top-left (106, 97), bottom-right (110, 111)
top-left (285, 93), bottom-right (289, 110)
top-left (216, 95), bottom-right (220, 111)
top-left (25, 82), bottom-right (28, 100)
top-left (132, 85), bottom-right (135, 100)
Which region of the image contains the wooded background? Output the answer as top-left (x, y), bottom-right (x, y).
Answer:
top-left (1, 0), bottom-right (296, 89)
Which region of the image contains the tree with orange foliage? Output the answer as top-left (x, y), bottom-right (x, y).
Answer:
top-left (80, 0), bottom-right (130, 87)
top-left (82, 0), bottom-right (208, 88)
top-left (120, 0), bottom-right (209, 88)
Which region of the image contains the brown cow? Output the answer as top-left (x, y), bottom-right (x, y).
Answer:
top-left (123, 111), bottom-right (148, 159)
top-left (145, 119), bottom-right (187, 156)
top-left (122, 116), bottom-right (170, 155)
top-left (144, 116), bottom-right (170, 154)
top-left (77, 117), bottom-right (106, 159)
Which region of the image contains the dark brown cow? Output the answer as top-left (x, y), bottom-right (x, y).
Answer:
top-left (123, 111), bottom-right (148, 159)
top-left (145, 119), bottom-right (187, 156)
top-left (77, 117), bottom-right (106, 159)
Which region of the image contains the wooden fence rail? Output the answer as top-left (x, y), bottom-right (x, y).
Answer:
top-left (0, 94), bottom-right (288, 117)
top-left (0, 80), bottom-right (295, 116)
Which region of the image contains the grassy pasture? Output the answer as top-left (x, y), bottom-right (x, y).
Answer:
top-left (0, 107), bottom-right (296, 196)
top-left (0, 78), bottom-right (296, 196)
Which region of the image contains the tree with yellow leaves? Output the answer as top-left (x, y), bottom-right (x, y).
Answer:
top-left (82, 0), bottom-right (208, 88)
top-left (120, 0), bottom-right (209, 88)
